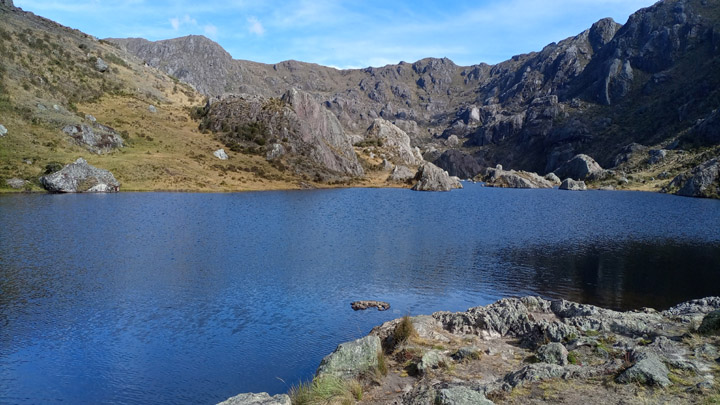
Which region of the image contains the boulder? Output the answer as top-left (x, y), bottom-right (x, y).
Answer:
top-left (435, 386), bottom-right (494, 405)
top-left (484, 167), bottom-right (554, 189)
top-left (366, 118), bottom-right (423, 166)
top-left (350, 300), bottom-right (390, 311)
top-left (411, 163), bottom-right (462, 192)
top-left (148, 105), bottom-right (157, 113)
top-left (452, 346), bottom-right (482, 361)
top-left (666, 158), bottom-right (719, 198)
top-left (217, 392), bottom-right (291, 405)
top-left (388, 165), bottom-right (415, 183)
top-left (553, 154), bottom-right (604, 181)
top-left (698, 310), bottom-right (720, 335)
top-left (559, 178), bottom-right (587, 191)
top-left (39, 158), bottom-right (120, 193)
top-left (213, 149), bottom-right (229, 160)
top-left (265, 144), bottom-right (285, 161)
top-left (5, 178), bottom-right (26, 189)
top-left (433, 150), bottom-right (482, 179)
top-left (648, 149), bottom-right (667, 165)
top-left (536, 342), bottom-right (569, 366)
top-left (95, 57), bottom-right (108, 72)
top-left (544, 172), bottom-right (561, 184)
top-left (85, 114), bottom-right (97, 123)
top-left (616, 351), bottom-right (671, 387)
top-left (0, 124), bottom-right (7, 137)
top-left (316, 335), bottom-right (381, 379)
top-left (446, 135), bottom-right (460, 147)
top-left (613, 143), bottom-right (647, 167)
top-left (417, 350), bottom-right (446, 374)
top-left (62, 123), bottom-right (124, 154)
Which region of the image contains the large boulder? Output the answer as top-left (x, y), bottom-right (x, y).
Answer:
top-left (217, 392), bottom-right (290, 405)
top-left (39, 158), bottom-right (120, 193)
top-left (316, 335), bottom-right (381, 379)
top-left (411, 163), bottom-right (463, 191)
top-left (536, 342), bottom-right (569, 366)
top-left (366, 119), bottom-right (423, 166)
top-left (388, 165), bottom-right (415, 183)
top-left (213, 149), bottom-right (229, 160)
top-left (616, 351), bottom-right (671, 387)
top-left (435, 386), bottom-right (494, 405)
top-left (62, 123), bottom-right (124, 154)
top-left (433, 150), bottom-right (482, 179)
top-left (698, 310), bottom-right (720, 336)
top-left (553, 154), bottom-right (604, 181)
top-left (484, 167), bottom-right (554, 189)
top-left (95, 57), bottom-right (108, 72)
top-left (666, 158), bottom-right (719, 198)
top-left (559, 178), bottom-right (587, 191)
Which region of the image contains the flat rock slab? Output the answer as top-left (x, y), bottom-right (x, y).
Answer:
top-left (351, 300), bottom-right (390, 311)
top-left (217, 392), bottom-right (290, 405)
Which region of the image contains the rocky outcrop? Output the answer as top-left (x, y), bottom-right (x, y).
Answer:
top-left (0, 0), bottom-right (14, 8)
top-left (350, 301), bottom-right (390, 311)
top-left (616, 350), bottom-right (671, 387)
top-left (553, 154), bottom-right (604, 181)
top-left (217, 392), bottom-right (291, 405)
top-left (536, 342), bottom-right (569, 366)
top-left (698, 310), bottom-right (720, 335)
top-left (411, 163), bottom-right (462, 191)
top-left (483, 167), bottom-right (554, 189)
top-left (62, 123), bottom-right (124, 154)
top-left (316, 335), bottom-right (381, 379)
top-left (666, 158), bottom-right (719, 198)
top-left (388, 165), bottom-right (415, 183)
top-left (433, 150), bottom-right (482, 179)
top-left (365, 119), bottom-right (423, 166)
top-left (39, 158), bottom-right (120, 193)
top-left (559, 178), bottom-right (587, 191)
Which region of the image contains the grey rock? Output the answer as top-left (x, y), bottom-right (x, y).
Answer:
top-left (148, 105), bottom-right (157, 113)
top-left (95, 57), bottom-right (108, 72)
top-left (5, 178), bottom-right (26, 189)
top-left (559, 178), bottom-right (587, 191)
top-left (503, 363), bottom-right (570, 388)
top-left (39, 158), bottom-right (120, 193)
top-left (433, 150), bottom-right (482, 179)
top-left (411, 163), bottom-right (462, 191)
top-left (536, 342), bottom-right (569, 366)
top-left (388, 165), bottom-right (415, 183)
top-left (265, 143), bottom-right (285, 161)
top-left (366, 119), bottom-right (423, 166)
top-left (0, 124), bottom-right (7, 137)
top-left (1, 0), bottom-right (14, 8)
top-left (446, 134), bottom-right (460, 147)
top-left (62, 123), bottom-right (124, 154)
top-left (417, 350), bottom-right (446, 374)
top-left (85, 114), bottom-right (97, 123)
top-left (351, 300), bottom-right (390, 311)
top-left (316, 335), bottom-right (381, 379)
top-left (698, 310), bottom-right (720, 335)
top-left (213, 149), bottom-right (229, 160)
top-left (217, 392), bottom-right (291, 405)
top-left (648, 149), bottom-right (667, 165)
top-left (452, 346), bottom-right (481, 361)
top-left (553, 154), bottom-right (604, 181)
top-left (544, 172), bottom-right (561, 184)
top-left (667, 158), bottom-right (719, 198)
top-left (435, 386), bottom-right (494, 405)
top-left (614, 143), bottom-right (647, 167)
top-left (381, 158), bottom-right (393, 171)
top-left (616, 350), bottom-right (671, 387)
top-left (484, 167), bottom-right (554, 189)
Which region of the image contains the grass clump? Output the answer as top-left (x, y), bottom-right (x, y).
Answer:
top-left (567, 351), bottom-right (580, 365)
top-left (394, 315), bottom-right (417, 346)
top-left (289, 375), bottom-right (361, 405)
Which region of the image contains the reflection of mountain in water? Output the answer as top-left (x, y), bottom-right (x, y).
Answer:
top-left (493, 240), bottom-right (720, 311)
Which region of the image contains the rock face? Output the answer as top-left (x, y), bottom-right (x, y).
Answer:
top-left (559, 178), bottom-right (587, 191)
top-left (388, 165), bottom-right (415, 183)
top-left (667, 158), bottom-right (719, 198)
top-left (315, 335), bottom-right (381, 379)
top-left (484, 167), bottom-right (554, 189)
top-left (365, 119), bottom-right (423, 166)
top-left (62, 123), bottom-right (124, 154)
top-left (1, 0), bottom-right (14, 8)
top-left (213, 149), bottom-right (228, 160)
top-left (433, 150), bottom-right (482, 179)
top-left (39, 158), bottom-right (120, 193)
top-left (217, 392), bottom-right (290, 405)
top-left (553, 154), bottom-right (604, 181)
top-left (411, 163), bottom-right (462, 191)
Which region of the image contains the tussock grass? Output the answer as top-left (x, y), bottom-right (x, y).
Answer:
top-left (394, 315), bottom-right (417, 346)
top-left (289, 375), bottom-right (361, 405)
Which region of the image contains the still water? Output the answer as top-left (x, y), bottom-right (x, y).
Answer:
top-left (1, 185), bottom-right (719, 403)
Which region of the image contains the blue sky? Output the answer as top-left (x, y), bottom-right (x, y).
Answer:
top-left (15, 0), bottom-right (658, 68)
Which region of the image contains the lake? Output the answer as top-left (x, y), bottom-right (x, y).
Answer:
top-left (1, 185), bottom-right (719, 404)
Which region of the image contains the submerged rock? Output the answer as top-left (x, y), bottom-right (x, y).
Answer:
top-left (39, 158), bottom-right (120, 193)
top-left (217, 392), bottom-right (290, 405)
top-left (316, 335), bottom-right (381, 379)
top-left (351, 300), bottom-right (390, 311)
top-left (411, 162), bottom-right (462, 191)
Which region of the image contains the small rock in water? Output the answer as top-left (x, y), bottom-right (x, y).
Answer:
top-left (351, 300), bottom-right (390, 311)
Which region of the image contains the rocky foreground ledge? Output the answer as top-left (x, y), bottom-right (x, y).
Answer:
top-left (222, 296), bottom-right (720, 404)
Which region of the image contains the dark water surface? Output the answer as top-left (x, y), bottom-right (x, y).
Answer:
top-left (1, 185), bottom-right (719, 404)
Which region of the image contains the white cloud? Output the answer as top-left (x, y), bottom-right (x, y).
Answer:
top-left (247, 16), bottom-right (264, 36)
top-left (170, 17), bottom-right (180, 30)
top-left (204, 24), bottom-right (218, 37)
top-left (169, 14), bottom-right (197, 31)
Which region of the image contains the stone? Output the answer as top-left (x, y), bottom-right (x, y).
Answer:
top-left (217, 392), bottom-right (291, 405)
top-left (536, 342), bottom-right (569, 366)
top-left (381, 158), bottom-right (393, 171)
top-left (388, 165), bottom-right (415, 183)
top-left (351, 300), bottom-right (390, 311)
top-left (698, 310), bottom-right (720, 335)
top-left (265, 143), bottom-right (285, 161)
top-left (446, 134), bottom-right (460, 147)
top-left (62, 123), bottom-right (124, 154)
top-left (433, 150), bottom-right (482, 179)
top-left (85, 114), bottom-right (97, 123)
top-left (648, 149), bottom-right (667, 165)
top-left (5, 178), bottom-right (26, 189)
top-left (411, 162), bottom-right (462, 191)
top-left (417, 350), bottom-right (446, 374)
top-left (553, 154), bottom-right (604, 181)
top-left (435, 386), bottom-right (494, 405)
top-left (452, 346), bottom-right (481, 361)
top-left (544, 172), bottom-right (561, 184)
top-left (484, 167), bottom-right (554, 189)
top-left (0, 124), bottom-right (7, 137)
top-left (503, 364), bottom-right (570, 388)
top-left (148, 105), bottom-right (157, 113)
top-left (559, 178), bottom-right (587, 191)
top-left (95, 57), bottom-right (108, 72)
top-left (365, 118), bottom-right (423, 166)
top-left (213, 149), bottom-right (229, 160)
top-left (614, 143), bottom-right (647, 167)
top-left (39, 158), bottom-right (120, 193)
top-left (316, 335), bottom-right (381, 379)
top-left (667, 158), bottom-right (719, 198)
top-left (616, 351), bottom-right (671, 387)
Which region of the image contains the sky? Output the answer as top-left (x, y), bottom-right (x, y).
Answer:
top-left (14, 0), bottom-right (658, 69)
